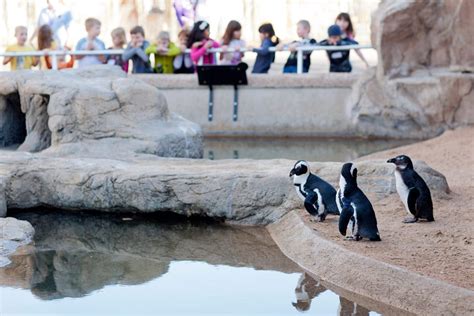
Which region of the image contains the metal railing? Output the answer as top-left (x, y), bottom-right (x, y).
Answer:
top-left (0, 44), bottom-right (373, 74)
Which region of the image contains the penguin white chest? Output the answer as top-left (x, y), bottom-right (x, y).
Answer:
top-left (394, 170), bottom-right (410, 214)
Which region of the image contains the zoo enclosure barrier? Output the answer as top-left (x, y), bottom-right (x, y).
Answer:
top-left (0, 45), bottom-right (373, 74)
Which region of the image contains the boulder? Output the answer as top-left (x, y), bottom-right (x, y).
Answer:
top-left (0, 151), bottom-right (449, 225)
top-left (348, 0), bottom-right (474, 139)
top-left (0, 217), bottom-right (35, 267)
top-left (0, 65), bottom-right (203, 158)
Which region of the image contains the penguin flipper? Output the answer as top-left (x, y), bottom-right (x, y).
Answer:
top-left (407, 187), bottom-right (420, 217)
top-left (338, 206), bottom-right (353, 236)
top-left (303, 192), bottom-right (319, 216)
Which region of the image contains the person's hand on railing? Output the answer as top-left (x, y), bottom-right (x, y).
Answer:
top-left (246, 45), bottom-right (254, 51)
top-left (192, 41), bottom-right (203, 48)
top-left (221, 45), bottom-right (228, 53)
top-left (275, 43), bottom-right (285, 51)
top-left (204, 41), bottom-right (214, 49)
top-left (288, 43), bottom-right (298, 52)
top-left (86, 41), bottom-right (95, 51)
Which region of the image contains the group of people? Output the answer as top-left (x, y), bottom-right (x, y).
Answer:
top-left (3, 12), bottom-right (368, 74)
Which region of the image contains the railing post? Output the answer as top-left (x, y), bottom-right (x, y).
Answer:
top-left (51, 53), bottom-right (58, 70)
top-left (296, 48), bottom-right (303, 74)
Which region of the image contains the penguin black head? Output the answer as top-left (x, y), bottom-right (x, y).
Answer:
top-left (339, 162), bottom-right (358, 195)
top-left (289, 160), bottom-right (309, 177)
top-left (387, 155), bottom-right (414, 170)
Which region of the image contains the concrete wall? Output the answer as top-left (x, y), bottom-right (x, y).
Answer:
top-left (136, 74), bottom-right (359, 137)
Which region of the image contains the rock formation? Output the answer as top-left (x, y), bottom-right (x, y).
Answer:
top-left (349, 0), bottom-right (474, 139)
top-left (0, 150), bottom-right (449, 225)
top-left (0, 66), bottom-right (203, 158)
top-left (0, 217), bottom-right (34, 266)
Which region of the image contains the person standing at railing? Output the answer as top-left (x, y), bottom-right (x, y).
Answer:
top-left (173, 29), bottom-right (194, 74)
top-left (145, 31), bottom-right (181, 74)
top-left (75, 18), bottom-right (106, 68)
top-left (106, 27), bottom-right (128, 73)
top-left (278, 20), bottom-right (317, 74)
top-left (220, 20), bottom-right (245, 65)
top-left (335, 13), bottom-right (369, 69)
top-left (188, 21), bottom-right (221, 67)
top-left (318, 25), bottom-right (358, 73)
top-left (122, 26), bottom-right (153, 74)
top-left (248, 23), bottom-right (279, 74)
top-left (29, 0), bottom-right (72, 50)
top-left (38, 24), bottom-right (74, 70)
top-left (3, 26), bottom-right (38, 71)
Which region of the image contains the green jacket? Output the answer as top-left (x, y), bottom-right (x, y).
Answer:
top-left (145, 42), bottom-right (180, 74)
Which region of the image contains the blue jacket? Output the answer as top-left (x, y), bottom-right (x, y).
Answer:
top-left (252, 38), bottom-right (276, 74)
top-left (122, 40), bottom-right (153, 74)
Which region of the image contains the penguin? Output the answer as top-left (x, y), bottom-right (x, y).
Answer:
top-left (289, 160), bottom-right (340, 222)
top-left (337, 162), bottom-right (381, 241)
top-left (387, 155), bottom-right (434, 223)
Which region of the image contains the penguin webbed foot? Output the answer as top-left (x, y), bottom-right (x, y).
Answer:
top-left (317, 214), bottom-right (326, 222)
top-left (344, 235), bottom-right (361, 241)
top-left (403, 216), bottom-right (418, 224)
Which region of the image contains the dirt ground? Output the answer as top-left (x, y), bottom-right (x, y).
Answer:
top-left (299, 127), bottom-right (474, 290)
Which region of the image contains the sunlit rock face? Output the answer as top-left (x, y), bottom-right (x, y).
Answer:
top-left (0, 217), bottom-right (34, 266)
top-left (0, 65), bottom-right (202, 158)
top-left (349, 0), bottom-right (474, 139)
top-left (0, 151), bottom-right (449, 225)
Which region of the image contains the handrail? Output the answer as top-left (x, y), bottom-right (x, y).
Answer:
top-left (0, 44), bottom-right (373, 73)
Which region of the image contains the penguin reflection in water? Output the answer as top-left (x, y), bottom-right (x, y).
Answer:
top-left (289, 160), bottom-right (340, 222)
top-left (387, 155), bottom-right (434, 223)
top-left (336, 163), bottom-right (381, 241)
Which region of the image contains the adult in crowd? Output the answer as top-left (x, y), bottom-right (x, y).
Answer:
top-left (30, 0), bottom-right (72, 49)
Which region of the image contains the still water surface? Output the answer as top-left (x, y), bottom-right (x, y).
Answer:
top-left (1, 211), bottom-right (382, 315)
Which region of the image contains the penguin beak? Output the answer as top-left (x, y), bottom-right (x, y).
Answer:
top-left (387, 158), bottom-right (396, 164)
top-left (289, 168), bottom-right (295, 177)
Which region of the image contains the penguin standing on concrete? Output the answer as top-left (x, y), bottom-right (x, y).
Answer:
top-left (387, 155), bottom-right (434, 223)
top-left (337, 162), bottom-right (381, 241)
top-left (289, 160), bottom-right (340, 222)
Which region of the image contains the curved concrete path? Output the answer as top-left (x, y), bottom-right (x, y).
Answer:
top-left (268, 212), bottom-right (474, 315)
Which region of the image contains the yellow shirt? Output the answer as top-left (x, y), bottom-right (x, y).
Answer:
top-left (5, 44), bottom-right (36, 70)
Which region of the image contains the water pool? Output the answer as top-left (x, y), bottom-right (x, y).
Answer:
top-left (1, 211), bottom-right (383, 315)
top-left (204, 137), bottom-right (414, 161)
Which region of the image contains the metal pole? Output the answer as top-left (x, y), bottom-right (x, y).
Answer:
top-left (51, 53), bottom-right (58, 70)
top-left (296, 48), bottom-right (303, 74)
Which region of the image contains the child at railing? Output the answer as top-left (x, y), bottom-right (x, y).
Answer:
top-left (318, 25), bottom-right (357, 73)
top-left (75, 18), bottom-right (106, 68)
top-left (336, 12), bottom-right (369, 68)
top-left (278, 20), bottom-right (317, 73)
top-left (220, 20), bottom-right (245, 65)
top-left (188, 21), bottom-right (221, 66)
top-left (37, 24), bottom-right (74, 69)
top-left (106, 27), bottom-right (128, 73)
top-left (248, 23), bottom-right (279, 74)
top-left (122, 26), bottom-right (153, 74)
top-left (173, 29), bottom-right (194, 74)
top-left (146, 31), bottom-right (180, 73)
top-left (3, 26), bottom-right (38, 70)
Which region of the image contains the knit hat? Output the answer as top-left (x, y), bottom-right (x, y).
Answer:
top-left (327, 25), bottom-right (342, 37)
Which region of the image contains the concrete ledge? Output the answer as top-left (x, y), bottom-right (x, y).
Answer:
top-left (267, 211), bottom-right (474, 315)
top-left (132, 73), bottom-right (359, 89)
top-left (133, 73), bottom-right (360, 137)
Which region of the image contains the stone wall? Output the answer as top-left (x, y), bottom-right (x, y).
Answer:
top-left (348, 0), bottom-right (474, 139)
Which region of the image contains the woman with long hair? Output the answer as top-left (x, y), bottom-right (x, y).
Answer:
top-left (335, 12), bottom-right (369, 68)
top-left (220, 20), bottom-right (245, 65)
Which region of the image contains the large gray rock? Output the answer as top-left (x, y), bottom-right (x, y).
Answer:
top-left (348, 0), bottom-right (474, 139)
top-left (0, 217), bottom-right (35, 267)
top-left (0, 66), bottom-right (202, 158)
top-left (0, 151), bottom-right (449, 225)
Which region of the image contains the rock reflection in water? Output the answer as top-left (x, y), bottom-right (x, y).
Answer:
top-left (204, 137), bottom-right (414, 162)
top-left (1, 211), bottom-right (380, 315)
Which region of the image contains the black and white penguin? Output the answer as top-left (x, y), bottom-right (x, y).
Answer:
top-left (387, 155), bottom-right (434, 223)
top-left (289, 160), bottom-right (340, 222)
top-left (337, 162), bottom-right (381, 241)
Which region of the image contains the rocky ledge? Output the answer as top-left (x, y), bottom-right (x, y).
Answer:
top-left (0, 150), bottom-right (449, 225)
top-left (0, 217), bottom-right (35, 267)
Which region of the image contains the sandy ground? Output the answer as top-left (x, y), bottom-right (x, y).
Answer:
top-left (299, 127), bottom-right (474, 290)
